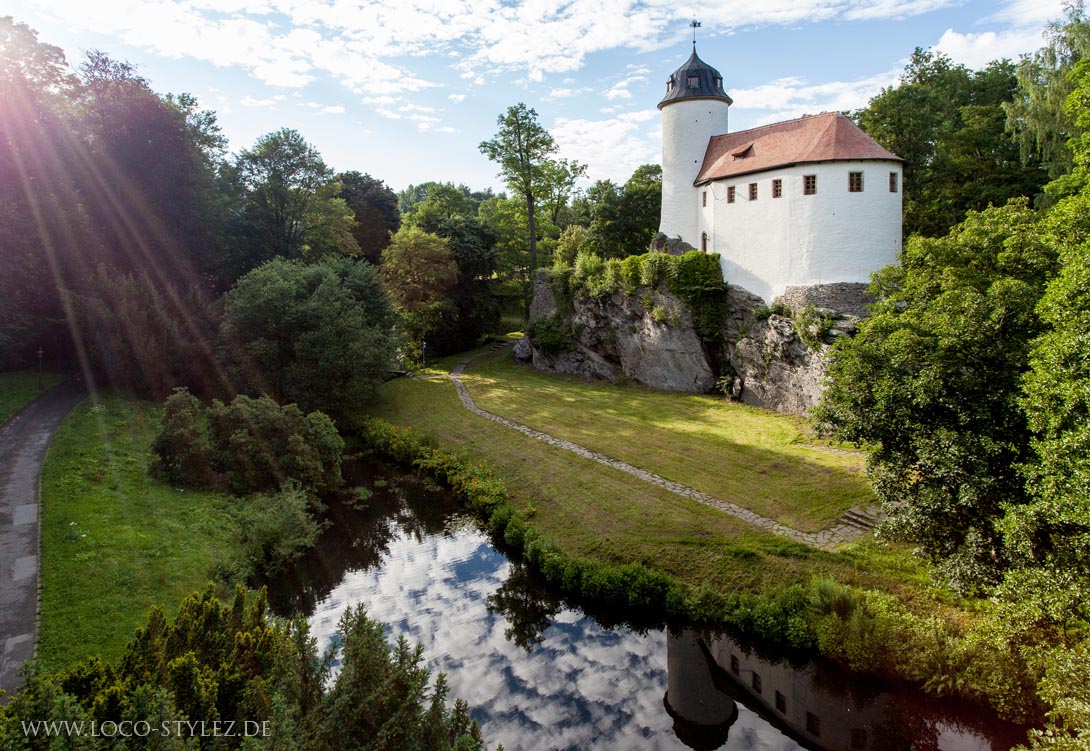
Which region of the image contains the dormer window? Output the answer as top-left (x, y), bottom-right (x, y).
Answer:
top-left (666, 75), bottom-right (675, 92)
top-left (714, 76), bottom-right (722, 89)
top-left (687, 75), bottom-right (699, 87)
top-left (731, 144), bottom-right (753, 160)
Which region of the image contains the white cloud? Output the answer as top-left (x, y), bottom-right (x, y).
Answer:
top-left (546, 87), bottom-right (588, 99)
top-left (605, 84), bottom-right (632, 100)
top-left (448, 93), bottom-right (466, 102)
top-left (320, 104), bottom-right (345, 114)
top-left (986, 0), bottom-right (1067, 28)
top-left (551, 109), bottom-right (660, 183)
top-left (21, 0), bottom-right (989, 96)
top-left (240, 94), bottom-right (286, 107)
top-left (730, 70), bottom-right (901, 123)
top-left (932, 26), bottom-right (1049, 67)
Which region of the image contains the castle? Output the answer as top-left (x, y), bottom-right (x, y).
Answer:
top-left (658, 47), bottom-right (903, 304)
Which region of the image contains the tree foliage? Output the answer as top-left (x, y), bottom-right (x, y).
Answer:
top-left (479, 103), bottom-right (559, 302)
top-left (220, 258), bottom-right (395, 425)
top-left (226, 129), bottom-right (360, 275)
top-left (1005, 5), bottom-right (1090, 184)
top-left (380, 226), bottom-right (459, 362)
top-left (0, 587), bottom-right (488, 750)
top-left (815, 200), bottom-right (1057, 592)
top-left (855, 49), bottom-right (1048, 236)
top-left (337, 171), bottom-right (400, 262)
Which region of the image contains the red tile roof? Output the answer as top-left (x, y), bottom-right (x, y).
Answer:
top-left (694, 112), bottom-right (901, 184)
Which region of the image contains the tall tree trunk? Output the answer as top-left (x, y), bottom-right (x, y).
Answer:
top-left (526, 193), bottom-right (537, 321)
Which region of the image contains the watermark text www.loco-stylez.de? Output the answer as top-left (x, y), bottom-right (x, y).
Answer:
top-left (21, 719), bottom-right (272, 739)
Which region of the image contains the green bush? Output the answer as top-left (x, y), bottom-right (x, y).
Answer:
top-left (793, 305), bottom-right (834, 350)
top-left (153, 390), bottom-right (345, 496)
top-left (208, 394), bottom-right (345, 495)
top-left (232, 481), bottom-right (323, 577)
top-left (150, 388), bottom-right (216, 488)
top-left (559, 249), bottom-right (728, 344)
top-left (526, 315), bottom-right (575, 356)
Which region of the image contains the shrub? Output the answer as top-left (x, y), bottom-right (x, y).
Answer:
top-left (208, 394), bottom-right (345, 495)
top-left (153, 391), bottom-right (344, 495)
top-left (526, 315), bottom-right (575, 355)
top-left (232, 481), bottom-right (323, 577)
top-left (150, 388), bottom-right (216, 487)
top-left (794, 304), bottom-right (834, 350)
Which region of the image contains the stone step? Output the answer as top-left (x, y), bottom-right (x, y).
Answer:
top-left (839, 510), bottom-right (879, 529)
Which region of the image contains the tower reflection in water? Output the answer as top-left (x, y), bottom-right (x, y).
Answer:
top-left (665, 628), bottom-right (1020, 751)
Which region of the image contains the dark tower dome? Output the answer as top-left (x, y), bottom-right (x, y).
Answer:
top-left (658, 50), bottom-right (733, 110)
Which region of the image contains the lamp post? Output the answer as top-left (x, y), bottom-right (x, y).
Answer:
top-left (37, 347), bottom-right (43, 389)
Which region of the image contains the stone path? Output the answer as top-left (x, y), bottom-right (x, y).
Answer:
top-left (0, 379), bottom-right (86, 701)
top-left (449, 342), bottom-right (881, 551)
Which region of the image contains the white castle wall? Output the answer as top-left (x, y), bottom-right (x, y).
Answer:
top-left (660, 99), bottom-right (730, 245)
top-left (697, 161), bottom-right (903, 302)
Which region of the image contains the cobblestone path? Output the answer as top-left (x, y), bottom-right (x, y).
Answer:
top-left (449, 343), bottom-right (880, 552)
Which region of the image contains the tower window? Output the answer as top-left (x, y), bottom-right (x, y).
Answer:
top-left (727, 186), bottom-right (736, 203)
top-left (775, 691), bottom-right (787, 713)
top-left (687, 75), bottom-right (700, 87)
top-left (751, 672), bottom-right (762, 693)
top-left (803, 175), bottom-right (817, 195)
top-left (890, 171), bottom-right (899, 192)
top-left (701, 232), bottom-right (708, 252)
top-left (749, 182), bottom-right (758, 200)
top-left (730, 655), bottom-right (739, 674)
top-left (849, 171), bottom-right (864, 192)
top-left (772, 179), bottom-right (782, 198)
top-left (702, 191), bottom-right (707, 207)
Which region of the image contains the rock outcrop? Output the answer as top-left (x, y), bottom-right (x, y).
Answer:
top-left (531, 286), bottom-right (716, 393)
top-left (520, 272), bottom-right (866, 416)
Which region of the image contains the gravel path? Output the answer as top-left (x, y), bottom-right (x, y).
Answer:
top-left (449, 344), bottom-right (880, 551)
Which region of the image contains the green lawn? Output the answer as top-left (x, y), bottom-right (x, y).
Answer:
top-left (0, 370), bottom-right (66, 424)
top-left (369, 346), bottom-right (945, 615)
top-left (38, 395), bottom-right (236, 670)
top-left (463, 346), bottom-right (872, 531)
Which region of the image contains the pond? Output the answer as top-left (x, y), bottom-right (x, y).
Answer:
top-left (260, 458), bottom-right (1028, 751)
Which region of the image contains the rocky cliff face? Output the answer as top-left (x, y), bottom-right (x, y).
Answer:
top-left (519, 273), bottom-right (864, 416)
top-left (517, 285), bottom-right (716, 393)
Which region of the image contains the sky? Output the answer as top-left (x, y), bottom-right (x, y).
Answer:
top-left (5, 0), bottom-right (1070, 193)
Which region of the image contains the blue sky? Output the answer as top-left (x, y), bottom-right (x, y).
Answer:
top-left (6, 0), bottom-right (1067, 193)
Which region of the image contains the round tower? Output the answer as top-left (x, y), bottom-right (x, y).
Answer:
top-left (658, 49), bottom-right (732, 247)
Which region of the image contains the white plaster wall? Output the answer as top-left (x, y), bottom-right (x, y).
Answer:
top-left (660, 99), bottom-right (730, 245)
top-left (699, 161), bottom-right (902, 302)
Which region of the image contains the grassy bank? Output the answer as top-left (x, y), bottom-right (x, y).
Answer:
top-left (465, 346), bottom-right (871, 531)
top-left (0, 370), bottom-right (66, 424)
top-left (38, 395), bottom-right (235, 670)
top-left (368, 344), bottom-right (944, 615)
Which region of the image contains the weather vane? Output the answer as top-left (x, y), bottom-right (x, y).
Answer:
top-left (690, 19), bottom-right (701, 47)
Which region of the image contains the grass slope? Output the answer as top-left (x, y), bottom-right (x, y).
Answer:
top-left (38, 395), bottom-right (235, 670)
top-left (0, 370), bottom-right (66, 424)
top-left (369, 345), bottom-right (943, 614)
top-left (464, 347), bottom-right (871, 531)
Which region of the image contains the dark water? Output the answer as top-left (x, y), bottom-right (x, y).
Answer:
top-left (260, 459), bottom-right (1028, 751)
